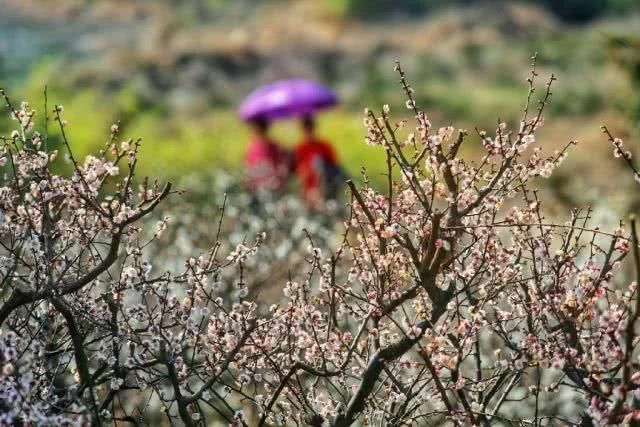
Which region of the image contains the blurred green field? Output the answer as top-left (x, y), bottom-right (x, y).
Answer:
top-left (6, 81), bottom-right (388, 182)
top-left (119, 109), bottom-right (388, 182)
top-left (1, 0), bottom-right (640, 198)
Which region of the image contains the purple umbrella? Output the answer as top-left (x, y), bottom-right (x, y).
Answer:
top-left (239, 79), bottom-right (339, 122)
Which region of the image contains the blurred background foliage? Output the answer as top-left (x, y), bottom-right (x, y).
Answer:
top-left (327, 0), bottom-right (640, 21)
top-left (0, 0), bottom-right (639, 215)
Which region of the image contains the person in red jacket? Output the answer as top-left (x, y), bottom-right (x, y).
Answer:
top-left (294, 116), bottom-right (340, 206)
top-left (245, 118), bottom-right (291, 192)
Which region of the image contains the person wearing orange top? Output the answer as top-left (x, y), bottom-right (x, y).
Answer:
top-left (245, 118), bottom-right (291, 192)
top-left (294, 116), bottom-right (340, 206)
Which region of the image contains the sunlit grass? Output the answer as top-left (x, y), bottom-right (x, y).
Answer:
top-left (123, 109), bottom-right (388, 184)
top-left (20, 94), bottom-right (389, 186)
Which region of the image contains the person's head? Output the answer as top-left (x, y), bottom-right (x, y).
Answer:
top-left (249, 118), bottom-right (270, 138)
top-left (301, 116), bottom-right (316, 140)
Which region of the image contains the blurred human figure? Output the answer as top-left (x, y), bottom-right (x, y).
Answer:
top-left (294, 116), bottom-right (343, 207)
top-left (245, 118), bottom-right (291, 192)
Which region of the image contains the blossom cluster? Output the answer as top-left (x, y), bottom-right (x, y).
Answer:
top-left (1, 59), bottom-right (639, 427)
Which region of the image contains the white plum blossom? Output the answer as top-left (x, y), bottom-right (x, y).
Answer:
top-left (0, 62), bottom-right (639, 427)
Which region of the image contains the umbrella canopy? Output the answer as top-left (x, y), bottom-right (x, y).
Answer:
top-left (239, 79), bottom-right (338, 122)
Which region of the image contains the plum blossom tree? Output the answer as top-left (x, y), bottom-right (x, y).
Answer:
top-left (1, 57), bottom-right (640, 426)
